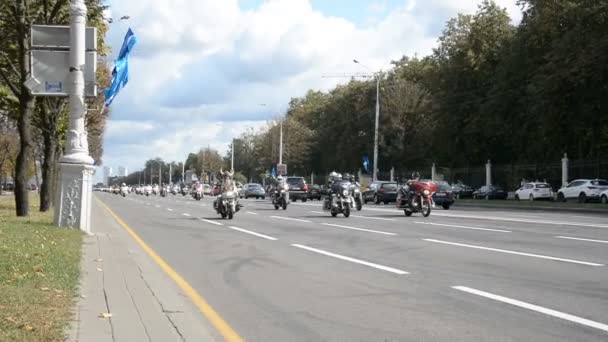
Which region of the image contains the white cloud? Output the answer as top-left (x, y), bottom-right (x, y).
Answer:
top-left (99, 0), bottom-right (522, 178)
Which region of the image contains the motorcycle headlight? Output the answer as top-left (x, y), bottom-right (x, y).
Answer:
top-left (280, 189), bottom-right (285, 193)
top-left (354, 189), bottom-right (360, 193)
top-left (226, 191), bottom-right (235, 197)
top-left (342, 190), bottom-right (349, 196)
top-left (423, 189), bottom-right (430, 196)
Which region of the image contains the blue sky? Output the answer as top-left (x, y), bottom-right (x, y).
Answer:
top-left (97, 0), bottom-right (521, 182)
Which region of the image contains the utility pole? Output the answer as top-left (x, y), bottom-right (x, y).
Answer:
top-left (169, 163), bottom-right (172, 184)
top-left (54, 0), bottom-right (95, 232)
top-left (279, 121), bottom-right (283, 164)
top-left (231, 139), bottom-right (235, 172)
top-left (158, 163), bottom-right (161, 185)
top-left (182, 161), bottom-right (185, 184)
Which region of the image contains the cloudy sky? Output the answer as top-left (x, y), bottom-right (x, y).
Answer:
top-left (97, 0), bottom-right (522, 181)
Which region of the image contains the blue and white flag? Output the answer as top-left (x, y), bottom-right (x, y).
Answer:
top-left (362, 156), bottom-right (370, 173)
top-left (104, 28), bottom-right (137, 106)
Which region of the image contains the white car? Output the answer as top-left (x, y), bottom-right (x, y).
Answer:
top-left (515, 182), bottom-right (553, 201)
top-left (557, 179), bottom-right (608, 203)
top-left (600, 189), bottom-right (608, 204)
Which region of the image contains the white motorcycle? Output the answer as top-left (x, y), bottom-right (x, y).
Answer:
top-left (120, 185), bottom-right (129, 197)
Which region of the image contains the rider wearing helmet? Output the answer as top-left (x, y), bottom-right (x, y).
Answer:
top-left (324, 171), bottom-right (343, 209)
top-left (400, 171), bottom-right (421, 204)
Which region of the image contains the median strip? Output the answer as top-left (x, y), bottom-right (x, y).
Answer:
top-left (453, 286), bottom-right (608, 333)
top-left (291, 244), bottom-right (408, 275)
top-left (424, 239), bottom-right (604, 266)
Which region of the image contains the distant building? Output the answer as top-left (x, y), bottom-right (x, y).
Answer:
top-left (117, 166), bottom-right (128, 177)
top-left (103, 166), bottom-right (113, 185)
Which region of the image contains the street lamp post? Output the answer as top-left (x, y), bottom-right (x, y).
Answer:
top-left (54, 0), bottom-right (95, 232)
top-left (354, 59), bottom-right (383, 181)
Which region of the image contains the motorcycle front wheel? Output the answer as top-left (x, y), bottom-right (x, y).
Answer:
top-left (228, 209), bottom-right (234, 220)
top-left (343, 204), bottom-right (350, 218)
top-left (404, 209), bottom-right (413, 217)
top-left (421, 198), bottom-right (431, 217)
top-left (282, 199), bottom-right (287, 210)
top-left (355, 198), bottom-right (362, 211)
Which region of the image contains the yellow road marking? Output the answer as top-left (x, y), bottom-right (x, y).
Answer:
top-left (96, 198), bottom-right (243, 342)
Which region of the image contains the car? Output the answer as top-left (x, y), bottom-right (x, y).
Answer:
top-left (515, 182), bottom-right (553, 201)
top-left (451, 183), bottom-right (474, 198)
top-left (307, 184), bottom-right (322, 200)
top-left (557, 179), bottom-right (608, 203)
top-left (601, 189), bottom-right (608, 204)
top-left (431, 180), bottom-right (455, 209)
top-left (286, 177), bottom-right (309, 202)
top-left (473, 185), bottom-right (507, 200)
top-left (243, 183), bottom-right (266, 199)
top-left (363, 181), bottom-right (398, 204)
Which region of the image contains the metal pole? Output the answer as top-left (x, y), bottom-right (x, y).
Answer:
top-left (279, 120), bottom-right (283, 164)
top-left (182, 161), bottom-right (185, 184)
top-left (373, 74), bottom-right (381, 181)
top-left (54, 0), bottom-right (95, 232)
top-left (158, 163), bottom-right (161, 185)
top-left (231, 139), bottom-right (235, 172)
top-left (169, 163), bottom-right (172, 184)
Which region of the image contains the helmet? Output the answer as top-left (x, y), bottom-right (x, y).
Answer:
top-left (343, 173), bottom-right (352, 181)
top-left (411, 171), bottom-right (420, 179)
top-left (121, 183), bottom-right (126, 186)
top-left (329, 171), bottom-right (339, 182)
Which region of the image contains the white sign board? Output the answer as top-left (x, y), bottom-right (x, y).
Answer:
top-left (30, 50), bottom-right (97, 97)
top-left (29, 25), bottom-right (97, 97)
top-left (277, 164), bottom-right (287, 176)
top-left (31, 25), bottom-right (97, 51)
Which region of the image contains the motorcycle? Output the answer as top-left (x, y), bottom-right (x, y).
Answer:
top-left (181, 186), bottom-right (189, 196)
top-left (144, 185), bottom-right (152, 196)
top-left (324, 182), bottom-right (353, 217)
top-left (272, 183), bottom-right (289, 210)
top-left (215, 190), bottom-right (239, 219)
top-left (171, 185), bottom-right (179, 195)
top-left (350, 183), bottom-right (363, 211)
top-left (396, 181), bottom-right (437, 217)
top-left (152, 185), bottom-right (160, 195)
top-left (192, 185), bottom-right (203, 201)
top-left (160, 186), bottom-right (168, 197)
top-left (120, 185), bottom-right (128, 197)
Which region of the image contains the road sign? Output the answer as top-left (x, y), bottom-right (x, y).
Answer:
top-left (28, 25), bottom-right (97, 97)
top-left (277, 164), bottom-right (287, 176)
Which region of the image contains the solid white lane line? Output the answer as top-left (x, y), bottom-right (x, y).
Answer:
top-left (155, 205), bottom-right (161, 208)
top-left (228, 226), bottom-right (277, 241)
top-left (270, 216), bottom-right (312, 223)
top-left (167, 208), bottom-right (174, 212)
top-left (415, 222), bottom-right (511, 233)
top-left (291, 244), bottom-right (408, 275)
top-left (351, 215), bottom-right (395, 221)
top-left (182, 213), bottom-right (191, 217)
top-left (555, 236), bottom-right (608, 244)
top-left (310, 211), bottom-right (325, 214)
top-left (321, 223), bottom-right (397, 236)
top-left (246, 211), bottom-right (259, 215)
top-left (424, 239), bottom-right (604, 266)
top-left (362, 207), bottom-right (608, 229)
top-left (453, 286), bottom-right (608, 333)
top-left (198, 218), bottom-right (223, 226)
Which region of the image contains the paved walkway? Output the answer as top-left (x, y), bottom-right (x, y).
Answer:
top-left (67, 199), bottom-right (217, 342)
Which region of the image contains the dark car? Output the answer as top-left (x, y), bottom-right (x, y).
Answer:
top-left (473, 185), bottom-right (508, 200)
top-left (432, 181), bottom-right (455, 209)
top-left (307, 184), bottom-right (322, 200)
top-left (286, 177), bottom-right (309, 202)
top-left (363, 181), bottom-right (399, 204)
top-left (451, 183), bottom-right (474, 198)
top-left (243, 183), bottom-right (266, 199)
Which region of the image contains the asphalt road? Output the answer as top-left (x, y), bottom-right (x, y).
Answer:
top-left (95, 192), bottom-right (608, 342)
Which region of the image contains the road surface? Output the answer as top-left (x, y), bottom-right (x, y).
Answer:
top-left (95, 192), bottom-right (608, 342)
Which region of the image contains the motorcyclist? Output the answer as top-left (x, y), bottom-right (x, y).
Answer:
top-left (324, 171), bottom-right (342, 209)
top-left (214, 169), bottom-right (236, 209)
top-left (399, 171), bottom-right (421, 205)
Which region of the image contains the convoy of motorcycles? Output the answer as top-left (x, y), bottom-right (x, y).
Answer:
top-left (107, 172), bottom-right (438, 220)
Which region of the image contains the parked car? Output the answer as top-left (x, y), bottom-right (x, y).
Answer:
top-left (515, 182), bottom-right (553, 201)
top-left (451, 183), bottom-right (474, 198)
top-left (473, 185), bottom-right (508, 200)
top-left (600, 189), bottom-right (608, 204)
top-left (286, 177), bottom-right (309, 202)
top-left (431, 180), bottom-right (455, 209)
top-left (243, 183), bottom-right (266, 199)
top-left (307, 184), bottom-right (322, 200)
top-left (363, 181), bottom-right (399, 204)
top-left (557, 179), bottom-right (608, 203)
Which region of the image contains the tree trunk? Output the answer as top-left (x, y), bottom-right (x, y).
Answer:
top-left (15, 92), bottom-right (35, 216)
top-left (40, 133), bottom-right (56, 212)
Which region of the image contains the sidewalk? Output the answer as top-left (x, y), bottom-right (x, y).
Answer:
top-left (67, 199), bottom-right (218, 342)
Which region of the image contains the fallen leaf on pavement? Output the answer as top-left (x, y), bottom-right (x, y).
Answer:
top-left (98, 313), bottom-right (112, 318)
top-left (53, 289), bottom-right (63, 294)
top-left (19, 324), bottom-right (34, 331)
top-left (5, 317), bottom-right (17, 324)
top-left (40, 287), bottom-right (50, 291)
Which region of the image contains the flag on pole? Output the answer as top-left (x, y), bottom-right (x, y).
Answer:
top-left (362, 156), bottom-right (370, 173)
top-left (104, 28), bottom-right (137, 106)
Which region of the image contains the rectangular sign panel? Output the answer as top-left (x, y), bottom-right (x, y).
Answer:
top-left (30, 50), bottom-right (97, 97)
top-left (31, 25), bottom-right (97, 50)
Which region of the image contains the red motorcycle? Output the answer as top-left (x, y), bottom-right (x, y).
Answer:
top-left (396, 181), bottom-right (437, 217)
